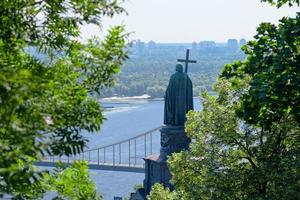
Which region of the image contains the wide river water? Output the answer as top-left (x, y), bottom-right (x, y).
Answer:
top-left (61, 98), bottom-right (201, 200)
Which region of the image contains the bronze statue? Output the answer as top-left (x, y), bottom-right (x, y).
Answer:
top-left (164, 64), bottom-right (193, 125)
top-left (130, 50), bottom-right (197, 199)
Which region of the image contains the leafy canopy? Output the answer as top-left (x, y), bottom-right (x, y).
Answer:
top-left (11, 161), bottom-right (102, 200)
top-left (148, 184), bottom-right (179, 200)
top-left (0, 0), bottom-right (128, 198)
top-left (261, 0), bottom-right (299, 7)
top-left (44, 161), bottom-right (102, 200)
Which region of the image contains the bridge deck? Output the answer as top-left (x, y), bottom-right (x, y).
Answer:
top-left (36, 126), bottom-right (161, 174)
top-left (35, 161), bottom-right (145, 173)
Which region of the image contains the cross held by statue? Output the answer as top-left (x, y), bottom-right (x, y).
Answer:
top-left (177, 49), bottom-right (197, 73)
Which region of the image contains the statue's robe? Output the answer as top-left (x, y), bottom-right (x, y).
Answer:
top-left (164, 71), bottom-right (193, 126)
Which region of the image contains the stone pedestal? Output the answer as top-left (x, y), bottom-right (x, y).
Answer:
top-left (159, 125), bottom-right (190, 160)
top-left (130, 125), bottom-right (190, 200)
top-left (143, 155), bottom-right (172, 192)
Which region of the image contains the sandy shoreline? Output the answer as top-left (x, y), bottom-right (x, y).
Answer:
top-left (100, 94), bottom-right (150, 103)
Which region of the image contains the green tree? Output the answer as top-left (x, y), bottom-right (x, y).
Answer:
top-left (148, 184), bottom-right (179, 200)
top-left (149, 1), bottom-right (300, 199)
top-left (0, 0), bottom-right (128, 198)
top-left (11, 161), bottom-right (101, 200)
top-left (44, 161), bottom-right (102, 200)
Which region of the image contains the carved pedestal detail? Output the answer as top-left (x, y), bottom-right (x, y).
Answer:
top-left (159, 125), bottom-right (190, 160)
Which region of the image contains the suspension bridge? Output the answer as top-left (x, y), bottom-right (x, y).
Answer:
top-left (35, 127), bottom-right (161, 173)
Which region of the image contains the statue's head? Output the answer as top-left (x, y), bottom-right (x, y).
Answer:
top-left (176, 64), bottom-right (183, 73)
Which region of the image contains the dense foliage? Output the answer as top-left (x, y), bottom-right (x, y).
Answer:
top-left (0, 0), bottom-right (127, 198)
top-left (149, 2), bottom-right (299, 200)
top-left (261, 0), bottom-right (299, 7)
top-left (44, 161), bottom-right (102, 200)
top-left (11, 161), bottom-right (101, 200)
top-left (148, 184), bottom-right (179, 200)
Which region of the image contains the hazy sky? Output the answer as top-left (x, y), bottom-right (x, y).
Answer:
top-left (81, 0), bottom-right (299, 43)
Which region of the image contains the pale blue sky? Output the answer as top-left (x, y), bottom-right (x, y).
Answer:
top-left (81, 0), bottom-right (299, 43)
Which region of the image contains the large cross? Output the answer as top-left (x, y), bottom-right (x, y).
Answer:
top-left (177, 49), bottom-right (197, 73)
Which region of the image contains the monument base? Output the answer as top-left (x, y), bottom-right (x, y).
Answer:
top-left (130, 155), bottom-right (171, 200)
top-left (159, 125), bottom-right (190, 160)
top-left (130, 125), bottom-right (190, 200)
top-left (143, 155), bottom-right (172, 193)
top-left (130, 155), bottom-right (172, 200)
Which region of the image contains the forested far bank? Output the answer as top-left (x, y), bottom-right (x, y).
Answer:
top-left (100, 48), bottom-right (246, 98)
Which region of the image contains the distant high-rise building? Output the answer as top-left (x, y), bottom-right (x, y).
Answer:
top-left (134, 40), bottom-right (145, 55)
top-left (148, 40), bottom-right (156, 49)
top-left (198, 41), bottom-right (216, 49)
top-left (227, 39), bottom-right (238, 50)
top-left (239, 38), bottom-right (247, 47)
top-left (190, 42), bottom-right (198, 56)
top-left (192, 42), bottom-right (197, 50)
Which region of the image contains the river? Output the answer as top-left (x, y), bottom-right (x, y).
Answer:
top-left (61, 98), bottom-right (201, 199)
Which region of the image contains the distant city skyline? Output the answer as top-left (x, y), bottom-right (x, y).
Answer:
top-left (129, 38), bottom-right (246, 44)
top-left (80, 0), bottom-right (299, 43)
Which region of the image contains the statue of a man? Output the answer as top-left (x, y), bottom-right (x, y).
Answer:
top-left (164, 64), bottom-right (193, 126)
